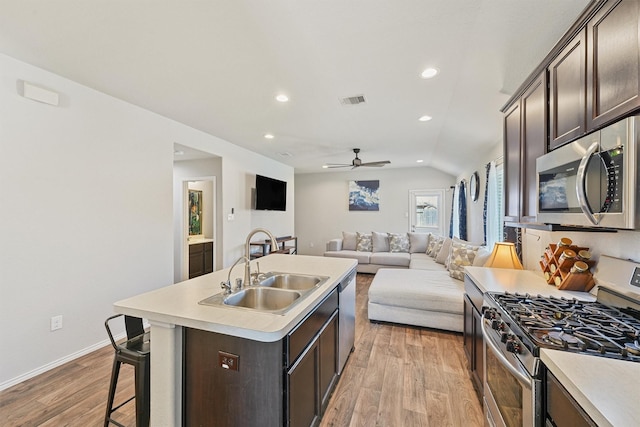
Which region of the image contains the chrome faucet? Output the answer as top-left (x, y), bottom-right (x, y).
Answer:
top-left (245, 228), bottom-right (279, 286)
top-left (221, 255), bottom-right (250, 294)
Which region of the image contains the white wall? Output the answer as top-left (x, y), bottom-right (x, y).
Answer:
top-left (0, 53), bottom-right (294, 389)
top-left (295, 167), bottom-right (455, 256)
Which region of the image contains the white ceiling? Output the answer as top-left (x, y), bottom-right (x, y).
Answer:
top-left (0, 0), bottom-right (591, 175)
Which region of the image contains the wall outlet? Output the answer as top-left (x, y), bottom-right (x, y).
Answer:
top-left (50, 315), bottom-right (63, 331)
top-left (218, 351), bottom-right (239, 371)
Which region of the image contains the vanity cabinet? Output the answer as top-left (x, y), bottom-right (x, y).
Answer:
top-left (503, 72), bottom-right (547, 223)
top-left (183, 288), bottom-right (339, 427)
top-left (188, 241), bottom-right (213, 279)
top-left (463, 275), bottom-right (485, 399)
top-left (586, 0), bottom-right (640, 130)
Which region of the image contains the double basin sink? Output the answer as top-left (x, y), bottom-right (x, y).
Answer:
top-left (199, 272), bottom-right (329, 315)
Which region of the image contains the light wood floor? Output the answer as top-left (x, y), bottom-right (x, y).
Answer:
top-left (0, 274), bottom-right (483, 426)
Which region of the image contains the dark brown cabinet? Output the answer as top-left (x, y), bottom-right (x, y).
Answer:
top-left (463, 275), bottom-right (485, 400)
top-left (549, 29), bottom-right (586, 150)
top-left (587, 0), bottom-right (640, 130)
top-left (188, 241), bottom-right (213, 279)
top-left (546, 371), bottom-right (597, 426)
top-left (183, 288), bottom-right (339, 427)
top-left (288, 311), bottom-right (338, 427)
top-left (503, 72), bottom-right (547, 223)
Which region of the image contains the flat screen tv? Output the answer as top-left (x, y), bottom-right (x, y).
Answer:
top-left (255, 174), bottom-right (287, 211)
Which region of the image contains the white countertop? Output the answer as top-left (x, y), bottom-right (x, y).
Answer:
top-left (188, 237), bottom-right (214, 245)
top-left (114, 254), bottom-right (357, 342)
top-left (541, 349), bottom-right (640, 427)
top-left (465, 266), bottom-right (596, 301)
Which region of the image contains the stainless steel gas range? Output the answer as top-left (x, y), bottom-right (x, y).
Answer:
top-left (481, 255), bottom-right (640, 427)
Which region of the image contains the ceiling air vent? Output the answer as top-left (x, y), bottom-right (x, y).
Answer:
top-left (340, 94), bottom-right (366, 105)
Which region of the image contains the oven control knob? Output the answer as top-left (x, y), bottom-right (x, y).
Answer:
top-left (491, 319), bottom-right (500, 330)
top-left (506, 339), bottom-right (521, 354)
top-left (500, 332), bottom-right (509, 343)
top-left (484, 310), bottom-right (495, 320)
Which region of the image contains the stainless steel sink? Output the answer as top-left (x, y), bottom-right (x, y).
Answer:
top-left (257, 272), bottom-right (328, 291)
top-left (198, 272), bottom-right (329, 314)
top-left (223, 287), bottom-right (301, 311)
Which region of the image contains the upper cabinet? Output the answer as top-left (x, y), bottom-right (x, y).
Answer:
top-left (503, 73), bottom-right (547, 223)
top-left (548, 30), bottom-right (586, 150)
top-left (586, 0), bottom-right (640, 129)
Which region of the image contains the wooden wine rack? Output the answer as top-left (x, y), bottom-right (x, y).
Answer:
top-left (539, 243), bottom-right (596, 292)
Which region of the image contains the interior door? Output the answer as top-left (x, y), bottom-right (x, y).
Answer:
top-left (409, 189), bottom-right (445, 236)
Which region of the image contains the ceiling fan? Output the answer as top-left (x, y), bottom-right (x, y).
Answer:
top-left (324, 148), bottom-right (391, 169)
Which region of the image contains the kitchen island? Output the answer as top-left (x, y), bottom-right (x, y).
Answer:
top-left (114, 254), bottom-right (357, 426)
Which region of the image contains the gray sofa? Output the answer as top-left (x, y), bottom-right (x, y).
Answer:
top-left (324, 232), bottom-right (489, 332)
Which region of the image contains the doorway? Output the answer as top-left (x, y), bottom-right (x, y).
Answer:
top-left (181, 178), bottom-right (216, 281)
top-left (408, 189), bottom-right (446, 236)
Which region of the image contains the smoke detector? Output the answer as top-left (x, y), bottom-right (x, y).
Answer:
top-left (340, 94), bottom-right (366, 105)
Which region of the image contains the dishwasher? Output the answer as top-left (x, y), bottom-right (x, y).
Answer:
top-left (337, 267), bottom-right (357, 375)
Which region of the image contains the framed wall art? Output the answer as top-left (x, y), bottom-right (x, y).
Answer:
top-left (349, 180), bottom-right (380, 211)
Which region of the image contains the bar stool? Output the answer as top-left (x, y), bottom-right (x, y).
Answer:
top-left (104, 314), bottom-right (151, 427)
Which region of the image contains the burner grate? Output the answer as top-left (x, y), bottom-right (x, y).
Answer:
top-left (492, 293), bottom-right (640, 361)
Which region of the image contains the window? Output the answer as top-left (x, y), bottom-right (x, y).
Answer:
top-left (486, 160), bottom-right (504, 249)
top-left (409, 189), bottom-right (445, 236)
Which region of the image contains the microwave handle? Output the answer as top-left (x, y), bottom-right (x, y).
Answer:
top-left (576, 142), bottom-right (600, 225)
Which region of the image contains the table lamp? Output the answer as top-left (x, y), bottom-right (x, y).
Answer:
top-left (484, 242), bottom-right (524, 270)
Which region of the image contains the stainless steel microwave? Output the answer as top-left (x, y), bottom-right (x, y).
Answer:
top-left (536, 116), bottom-right (640, 229)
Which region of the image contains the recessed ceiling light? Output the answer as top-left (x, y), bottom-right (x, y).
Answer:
top-left (275, 94), bottom-right (289, 102)
top-left (278, 152), bottom-right (292, 157)
top-left (416, 159), bottom-right (424, 163)
top-left (421, 68), bottom-right (439, 79)
top-left (174, 150), bottom-right (184, 156)
top-left (419, 115), bottom-right (432, 122)
top-left (264, 134), bottom-right (274, 140)
top-left (322, 165), bottom-right (329, 169)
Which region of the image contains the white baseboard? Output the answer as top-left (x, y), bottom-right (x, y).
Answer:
top-left (0, 333), bottom-right (126, 392)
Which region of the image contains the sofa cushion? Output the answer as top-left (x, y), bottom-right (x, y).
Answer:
top-left (356, 232), bottom-right (372, 252)
top-left (370, 252), bottom-right (411, 267)
top-left (368, 268), bottom-right (464, 314)
top-left (448, 239), bottom-right (481, 280)
top-left (408, 232), bottom-right (430, 253)
top-left (389, 233), bottom-right (410, 253)
top-left (372, 231), bottom-right (390, 252)
top-left (324, 250), bottom-right (371, 264)
top-left (342, 231), bottom-right (357, 250)
top-left (473, 246), bottom-right (492, 266)
top-left (409, 253), bottom-right (445, 270)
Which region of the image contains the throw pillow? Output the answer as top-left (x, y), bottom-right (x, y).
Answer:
top-left (426, 235), bottom-right (440, 256)
top-left (408, 232), bottom-right (430, 253)
top-left (389, 233), bottom-right (410, 253)
top-left (473, 246), bottom-right (492, 267)
top-left (429, 236), bottom-right (445, 258)
top-left (356, 232), bottom-right (372, 252)
top-left (372, 231), bottom-right (390, 252)
top-left (448, 239), bottom-right (481, 281)
top-left (435, 237), bottom-right (452, 265)
top-left (342, 231), bottom-right (357, 251)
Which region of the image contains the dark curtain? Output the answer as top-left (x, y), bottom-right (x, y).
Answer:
top-left (449, 185), bottom-right (455, 238)
top-left (482, 162), bottom-right (490, 246)
top-left (458, 180), bottom-right (467, 240)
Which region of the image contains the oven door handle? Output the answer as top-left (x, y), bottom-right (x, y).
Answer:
top-left (576, 141), bottom-right (600, 225)
top-left (481, 321), bottom-right (532, 389)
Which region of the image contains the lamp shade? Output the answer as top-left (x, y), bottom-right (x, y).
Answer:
top-left (484, 242), bottom-right (524, 269)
